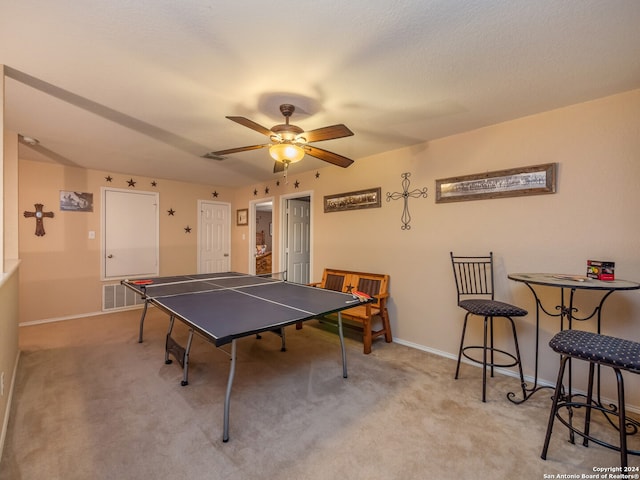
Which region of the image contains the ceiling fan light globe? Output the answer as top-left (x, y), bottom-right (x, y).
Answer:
top-left (269, 143), bottom-right (305, 163)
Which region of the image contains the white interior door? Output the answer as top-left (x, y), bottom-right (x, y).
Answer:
top-left (198, 201), bottom-right (230, 273)
top-left (103, 188), bottom-right (159, 279)
top-left (286, 197), bottom-right (310, 284)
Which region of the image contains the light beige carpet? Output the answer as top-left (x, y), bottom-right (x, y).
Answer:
top-left (1, 308), bottom-right (638, 479)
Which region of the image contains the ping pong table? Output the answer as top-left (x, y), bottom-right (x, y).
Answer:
top-left (122, 272), bottom-right (370, 442)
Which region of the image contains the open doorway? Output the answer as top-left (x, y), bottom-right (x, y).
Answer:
top-left (280, 191), bottom-right (312, 284)
top-left (250, 198), bottom-right (274, 275)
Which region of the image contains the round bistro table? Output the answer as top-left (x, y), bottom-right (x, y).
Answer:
top-left (507, 273), bottom-right (640, 403)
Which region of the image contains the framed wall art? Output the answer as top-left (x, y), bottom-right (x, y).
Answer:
top-left (236, 208), bottom-right (248, 226)
top-left (323, 187), bottom-right (382, 213)
top-left (435, 163), bottom-right (557, 203)
top-left (60, 191), bottom-right (94, 212)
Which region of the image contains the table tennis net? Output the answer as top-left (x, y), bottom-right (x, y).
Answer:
top-left (132, 272), bottom-right (288, 298)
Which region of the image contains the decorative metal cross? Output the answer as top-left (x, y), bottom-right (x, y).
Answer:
top-left (386, 173), bottom-right (428, 230)
top-left (24, 203), bottom-right (55, 236)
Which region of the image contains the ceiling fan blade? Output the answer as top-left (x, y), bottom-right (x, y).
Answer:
top-left (211, 144), bottom-right (268, 156)
top-left (304, 145), bottom-right (354, 168)
top-left (302, 124), bottom-right (354, 143)
top-left (273, 161), bottom-right (285, 173)
top-left (202, 152), bottom-right (225, 160)
top-left (226, 116), bottom-right (273, 137)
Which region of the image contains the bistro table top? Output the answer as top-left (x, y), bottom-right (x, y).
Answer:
top-left (508, 273), bottom-right (640, 291)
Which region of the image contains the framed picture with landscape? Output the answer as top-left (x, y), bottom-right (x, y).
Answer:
top-left (435, 163), bottom-right (557, 203)
top-left (323, 187), bottom-right (382, 213)
top-left (60, 191), bottom-right (94, 212)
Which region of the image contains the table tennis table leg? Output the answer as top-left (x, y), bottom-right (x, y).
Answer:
top-left (164, 316), bottom-right (175, 365)
top-left (138, 299), bottom-right (149, 343)
top-left (223, 339), bottom-right (237, 443)
top-left (181, 330), bottom-right (194, 386)
top-left (338, 312), bottom-right (348, 378)
top-left (255, 328), bottom-right (286, 351)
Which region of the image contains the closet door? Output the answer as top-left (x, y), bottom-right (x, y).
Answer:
top-left (286, 198), bottom-right (310, 284)
top-left (198, 200), bottom-right (230, 273)
top-left (102, 188), bottom-right (159, 279)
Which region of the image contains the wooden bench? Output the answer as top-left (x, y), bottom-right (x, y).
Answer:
top-left (296, 268), bottom-right (392, 354)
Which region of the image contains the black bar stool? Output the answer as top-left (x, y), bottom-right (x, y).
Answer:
top-left (541, 329), bottom-right (640, 469)
top-left (450, 252), bottom-right (528, 402)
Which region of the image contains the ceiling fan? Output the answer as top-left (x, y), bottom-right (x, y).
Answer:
top-left (206, 104), bottom-right (354, 173)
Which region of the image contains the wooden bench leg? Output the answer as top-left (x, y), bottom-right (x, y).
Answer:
top-left (295, 321), bottom-right (302, 330)
top-left (363, 317), bottom-right (372, 354)
top-left (381, 309), bottom-right (392, 343)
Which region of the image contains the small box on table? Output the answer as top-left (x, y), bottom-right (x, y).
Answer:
top-left (587, 260), bottom-right (615, 281)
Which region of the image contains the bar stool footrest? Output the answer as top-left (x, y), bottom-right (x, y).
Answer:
top-left (461, 346), bottom-right (520, 369)
top-left (553, 397), bottom-right (640, 455)
top-left (542, 329), bottom-right (640, 468)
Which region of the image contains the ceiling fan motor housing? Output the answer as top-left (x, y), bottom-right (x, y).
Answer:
top-left (271, 123), bottom-right (304, 142)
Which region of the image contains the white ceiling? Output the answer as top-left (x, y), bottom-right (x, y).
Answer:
top-left (2, 0), bottom-right (639, 187)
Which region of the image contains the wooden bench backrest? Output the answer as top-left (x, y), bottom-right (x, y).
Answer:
top-left (323, 272), bottom-right (347, 292)
top-left (320, 269), bottom-right (389, 308)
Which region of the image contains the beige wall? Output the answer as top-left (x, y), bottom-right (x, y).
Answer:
top-left (18, 162), bottom-right (233, 321)
top-left (1, 115), bottom-right (20, 456)
top-left (234, 89), bottom-right (640, 407)
top-left (16, 89), bottom-right (640, 408)
top-left (0, 266), bottom-right (19, 453)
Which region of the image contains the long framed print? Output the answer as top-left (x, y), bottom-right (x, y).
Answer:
top-left (435, 163), bottom-right (557, 203)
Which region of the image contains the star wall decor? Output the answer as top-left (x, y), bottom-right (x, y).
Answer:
top-left (151, 181), bottom-right (157, 187)
top-left (167, 208), bottom-right (175, 216)
top-left (212, 191), bottom-right (219, 198)
top-left (265, 187), bottom-right (270, 194)
top-left (105, 175), bottom-right (113, 182)
top-left (315, 171), bottom-right (320, 179)
top-left (276, 180), bottom-right (280, 187)
top-left (127, 178), bottom-right (136, 187)
top-left (184, 226), bottom-right (192, 233)
top-left (294, 180), bottom-right (300, 188)
top-left (253, 189), bottom-right (258, 196)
